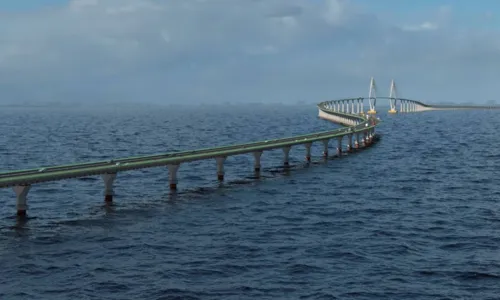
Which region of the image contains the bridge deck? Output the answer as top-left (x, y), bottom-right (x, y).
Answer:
top-left (0, 114), bottom-right (376, 188)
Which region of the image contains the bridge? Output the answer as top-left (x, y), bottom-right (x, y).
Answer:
top-left (0, 78), bottom-right (497, 218)
top-left (325, 77), bottom-right (500, 115)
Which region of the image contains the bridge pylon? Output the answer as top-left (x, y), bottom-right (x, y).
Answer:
top-left (367, 77), bottom-right (377, 114)
top-left (388, 79), bottom-right (397, 114)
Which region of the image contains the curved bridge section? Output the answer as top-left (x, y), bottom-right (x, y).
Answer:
top-left (320, 96), bottom-right (432, 114)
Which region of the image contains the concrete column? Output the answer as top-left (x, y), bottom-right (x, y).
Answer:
top-left (322, 139), bottom-right (329, 157)
top-left (337, 136), bottom-right (343, 156)
top-left (283, 146), bottom-right (291, 166)
top-left (347, 134), bottom-right (353, 152)
top-left (305, 143), bottom-right (312, 161)
top-left (168, 164), bottom-right (180, 190)
top-left (253, 151), bottom-right (262, 171)
top-left (102, 173), bottom-right (117, 202)
top-left (355, 133), bottom-right (360, 148)
top-left (216, 157), bottom-right (226, 180)
top-left (13, 185), bottom-right (31, 217)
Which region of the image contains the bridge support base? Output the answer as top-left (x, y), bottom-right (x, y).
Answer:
top-left (305, 143), bottom-right (312, 162)
top-left (336, 137), bottom-right (343, 156)
top-left (322, 140), bottom-right (329, 157)
top-left (13, 185), bottom-right (31, 217)
top-left (102, 173), bottom-right (116, 202)
top-left (367, 134), bottom-right (373, 146)
top-left (367, 109), bottom-right (377, 115)
top-left (283, 146), bottom-right (291, 167)
top-left (388, 109), bottom-right (397, 114)
top-left (168, 164), bottom-right (180, 190)
top-left (347, 134), bottom-right (353, 152)
top-left (253, 151), bottom-right (262, 171)
top-left (216, 157), bottom-right (226, 181)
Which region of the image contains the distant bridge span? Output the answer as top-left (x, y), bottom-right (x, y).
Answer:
top-left (319, 77), bottom-right (500, 116)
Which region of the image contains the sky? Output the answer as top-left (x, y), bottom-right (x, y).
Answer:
top-left (0, 0), bottom-right (499, 105)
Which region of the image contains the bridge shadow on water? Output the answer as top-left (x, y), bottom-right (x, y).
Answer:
top-left (5, 135), bottom-right (381, 232)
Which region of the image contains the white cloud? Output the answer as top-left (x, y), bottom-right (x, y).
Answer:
top-left (0, 0), bottom-right (499, 105)
top-left (402, 21), bottom-right (438, 31)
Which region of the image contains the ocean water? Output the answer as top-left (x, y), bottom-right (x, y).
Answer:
top-left (1, 104), bottom-right (500, 299)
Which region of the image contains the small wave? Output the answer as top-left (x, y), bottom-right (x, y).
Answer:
top-left (90, 280), bottom-right (132, 293)
top-left (454, 271), bottom-right (500, 281)
top-left (286, 263), bottom-right (326, 275)
top-left (151, 288), bottom-right (201, 300)
top-left (299, 291), bottom-right (338, 299)
top-left (439, 242), bottom-right (475, 250)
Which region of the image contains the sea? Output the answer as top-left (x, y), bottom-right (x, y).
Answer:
top-left (0, 103), bottom-right (500, 300)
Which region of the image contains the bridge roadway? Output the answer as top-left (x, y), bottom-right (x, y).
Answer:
top-left (0, 120), bottom-right (374, 188)
top-left (1, 102), bottom-right (379, 217)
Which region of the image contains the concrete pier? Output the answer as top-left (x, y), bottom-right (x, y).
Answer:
top-left (102, 173), bottom-right (116, 202)
top-left (253, 151), bottom-right (262, 171)
top-left (168, 164), bottom-right (180, 190)
top-left (216, 157), bottom-right (226, 181)
top-left (283, 146), bottom-right (291, 167)
top-left (322, 140), bottom-right (329, 157)
top-left (13, 185), bottom-right (30, 217)
top-left (305, 143), bottom-right (312, 162)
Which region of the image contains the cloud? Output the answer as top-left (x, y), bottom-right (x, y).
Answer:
top-left (0, 0), bottom-right (499, 105)
top-left (402, 21), bottom-right (438, 32)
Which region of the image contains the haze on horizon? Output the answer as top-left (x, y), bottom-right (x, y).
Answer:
top-left (0, 0), bottom-right (499, 106)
